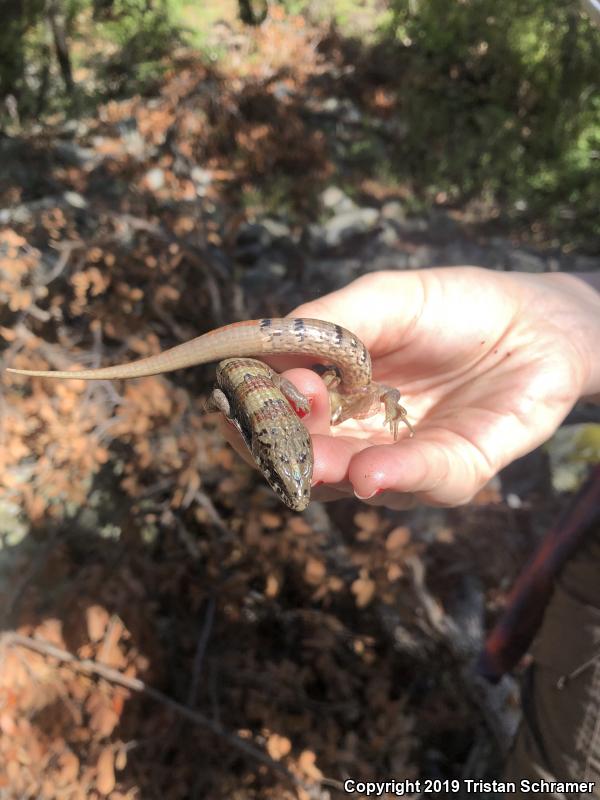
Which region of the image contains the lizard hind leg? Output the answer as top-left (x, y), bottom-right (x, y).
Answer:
top-left (379, 387), bottom-right (414, 439)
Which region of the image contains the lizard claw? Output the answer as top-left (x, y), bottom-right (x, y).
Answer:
top-left (381, 390), bottom-right (415, 440)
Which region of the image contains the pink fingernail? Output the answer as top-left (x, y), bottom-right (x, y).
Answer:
top-left (354, 488), bottom-right (384, 501)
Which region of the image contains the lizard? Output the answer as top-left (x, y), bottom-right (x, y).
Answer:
top-left (7, 318), bottom-right (414, 511)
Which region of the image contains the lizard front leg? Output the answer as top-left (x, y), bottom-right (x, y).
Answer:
top-left (270, 373), bottom-right (311, 417)
top-left (321, 370), bottom-right (414, 439)
top-left (378, 386), bottom-right (414, 439)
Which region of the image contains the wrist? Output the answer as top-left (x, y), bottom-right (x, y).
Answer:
top-left (541, 272), bottom-right (600, 400)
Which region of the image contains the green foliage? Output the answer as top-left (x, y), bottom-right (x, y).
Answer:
top-left (381, 0), bottom-right (600, 240)
top-left (97, 0), bottom-right (182, 49)
top-left (0, 0), bottom-right (184, 120)
top-left (93, 0), bottom-right (184, 96)
top-left (0, 0), bottom-right (46, 101)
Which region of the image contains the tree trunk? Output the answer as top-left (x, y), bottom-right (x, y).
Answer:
top-left (46, 0), bottom-right (74, 94)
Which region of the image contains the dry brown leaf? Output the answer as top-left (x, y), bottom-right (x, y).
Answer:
top-left (265, 574), bottom-right (280, 598)
top-left (35, 618), bottom-right (64, 648)
top-left (86, 606), bottom-right (110, 643)
top-left (260, 511), bottom-right (281, 530)
top-left (266, 733), bottom-right (292, 761)
top-left (304, 558), bottom-right (326, 585)
top-left (56, 749), bottom-right (80, 785)
top-left (0, 712), bottom-right (16, 736)
top-left (351, 574), bottom-right (376, 608)
top-left (386, 526), bottom-right (411, 551)
top-left (354, 509), bottom-right (380, 534)
top-left (287, 516), bottom-right (311, 535)
top-left (96, 746), bottom-right (116, 795)
top-left (297, 749), bottom-right (323, 780)
top-left (89, 704), bottom-right (120, 738)
top-left (114, 745), bottom-right (128, 771)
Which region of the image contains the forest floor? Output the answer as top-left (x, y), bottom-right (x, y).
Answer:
top-left (0, 5), bottom-right (599, 799)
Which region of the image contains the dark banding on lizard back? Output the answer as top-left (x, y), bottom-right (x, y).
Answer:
top-left (293, 318), bottom-right (306, 342)
top-left (334, 324), bottom-right (344, 347)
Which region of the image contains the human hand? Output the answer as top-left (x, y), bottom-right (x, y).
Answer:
top-left (222, 267), bottom-right (600, 509)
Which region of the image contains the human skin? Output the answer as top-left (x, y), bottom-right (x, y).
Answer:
top-left (220, 267), bottom-right (600, 509)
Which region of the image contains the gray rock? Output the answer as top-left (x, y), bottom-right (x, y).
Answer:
top-left (407, 246), bottom-right (438, 269)
top-left (0, 192), bottom-right (88, 225)
top-left (64, 191), bottom-right (88, 209)
top-left (54, 141), bottom-right (98, 167)
top-left (381, 200), bottom-right (406, 223)
top-left (191, 167), bottom-right (213, 186)
top-left (363, 252), bottom-right (410, 272)
top-left (145, 168), bottom-right (165, 191)
top-left (235, 223), bottom-right (273, 263)
top-left (260, 217), bottom-right (292, 240)
top-left (508, 249), bottom-right (547, 273)
top-left (240, 259), bottom-right (289, 294)
top-left (377, 222), bottom-right (401, 247)
top-left (320, 186), bottom-right (356, 213)
top-left (573, 255), bottom-right (599, 271)
top-left (323, 207), bottom-right (379, 247)
top-left (397, 216), bottom-right (429, 234)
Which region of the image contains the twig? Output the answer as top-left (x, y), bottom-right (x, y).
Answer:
top-left (187, 594), bottom-right (216, 707)
top-left (192, 489), bottom-right (234, 540)
top-left (1, 632), bottom-right (303, 789)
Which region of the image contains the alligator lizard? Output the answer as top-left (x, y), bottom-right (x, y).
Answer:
top-left (7, 318), bottom-right (414, 511)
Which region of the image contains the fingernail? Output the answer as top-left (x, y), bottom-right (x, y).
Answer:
top-left (354, 488), bottom-right (384, 501)
top-left (312, 480), bottom-right (324, 488)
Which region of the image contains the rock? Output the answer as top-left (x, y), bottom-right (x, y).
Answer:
top-left (377, 222), bottom-right (400, 246)
top-left (397, 216), bottom-right (429, 234)
top-left (64, 191), bottom-right (88, 209)
top-left (573, 255), bottom-right (599, 271)
top-left (235, 223), bottom-right (273, 264)
top-left (145, 168), bottom-right (165, 191)
top-left (546, 424), bottom-right (600, 492)
top-left (363, 252), bottom-right (410, 272)
top-left (54, 141), bottom-right (98, 167)
top-left (320, 186), bottom-right (356, 213)
top-left (407, 246), bottom-right (437, 269)
top-left (0, 192), bottom-right (88, 225)
top-left (260, 217), bottom-right (292, 240)
top-left (240, 259), bottom-right (290, 294)
top-left (508, 248), bottom-right (546, 273)
top-left (381, 200), bottom-right (406, 224)
top-left (191, 167), bottom-right (212, 186)
top-left (322, 207), bottom-right (379, 247)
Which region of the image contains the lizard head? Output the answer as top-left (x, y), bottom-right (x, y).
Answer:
top-left (252, 421), bottom-right (313, 512)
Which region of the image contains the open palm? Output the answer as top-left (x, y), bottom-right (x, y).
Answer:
top-left (277, 267), bottom-right (596, 508)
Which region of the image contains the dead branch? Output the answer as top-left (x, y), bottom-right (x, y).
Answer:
top-left (1, 632), bottom-right (304, 790)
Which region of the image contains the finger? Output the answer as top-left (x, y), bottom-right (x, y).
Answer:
top-left (279, 368), bottom-right (331, 435)
top-left (347, 436), bottom-right (489, 506)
